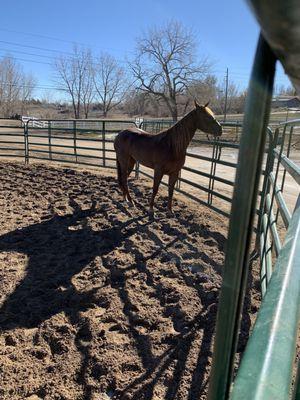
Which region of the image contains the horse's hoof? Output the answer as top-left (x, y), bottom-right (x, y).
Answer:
top-left (167, 209), bottom-right (174, 217)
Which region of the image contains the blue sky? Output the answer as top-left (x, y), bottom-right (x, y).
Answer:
top-left (0, 0), bottom-right (291, 100)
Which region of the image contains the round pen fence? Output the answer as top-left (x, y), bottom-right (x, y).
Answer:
top-left (0, 106), bottom-right (299, 399)
top-left (24, 119), bottom-right (138, 169)
top-left (2, 1), bottom-right (300, 395)
top-left (0, 117), bottom-right (244, 219)
top-left (0, 115), bottom-right (298, 253)
top-left (0, 118), bottom-right (25, 160)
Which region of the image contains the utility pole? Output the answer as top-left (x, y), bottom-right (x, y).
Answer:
top-left (224, 68), bottom-right (229, 122)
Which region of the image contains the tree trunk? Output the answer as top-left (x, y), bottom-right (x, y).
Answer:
top-left (171, 107), bottom-right (178, 122)
top-left (164, 97), bottom-right (178, 122)
top-left (170, 96), bottom-right (178, 122)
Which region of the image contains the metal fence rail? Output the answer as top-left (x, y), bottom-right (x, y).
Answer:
top-left (231, 204), bottom-right (300, 400)
top-left (0, 108), bottom-right (299, 399)
top-left (258, 120), bottom-right (300, 297)
top-left (0, 119), bottom-right (25, 159)
top-left (24, 118), bottom-right (137, 169)
top-left (0, 117), bottom-right (243, 220)
top-left (231, 118), bottom-right (300, 399)
top-left (208, 35), bottom-right (300, 400)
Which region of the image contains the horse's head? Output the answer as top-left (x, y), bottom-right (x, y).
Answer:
top-left (194, 100), bottom-right (222, 136)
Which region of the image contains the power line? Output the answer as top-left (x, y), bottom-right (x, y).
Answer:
top-left (0, 48), bottom-right (55, 60)
top-left (0, 42), bottom-right (128, 65)
top-left (0, 54), bottom-right (52, 66)
top-left (0, 81), bottom-right (131, 96)
top-left (0, 27), bottom-right (133, 54)
top-left (0, 28), bottom-right (85, 45)
top-left (0, 81), bottom-right (65, 91)
top-left (0, 49), bottom-right (265, 81)
top-left (0, 40), bottom-right (74, 56)
top-left (0, 40), bottom-right (289, 84)
top-left (0, 48), bottom-right (128, 68)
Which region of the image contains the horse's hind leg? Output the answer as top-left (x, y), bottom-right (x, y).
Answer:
top-left (167, 171), bottom-right (179, 213)
top-left (116, 157), bottom-right (127, 201)
top-left (120, 158), bottom-right (134, 204)
top-left (127, 157), bottom-right (136, 177)
top-left (149, 169), bottom-right (163, 212)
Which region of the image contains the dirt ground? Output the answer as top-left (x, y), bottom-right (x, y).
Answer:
top-left (0, 161), bottom-right (260, 400)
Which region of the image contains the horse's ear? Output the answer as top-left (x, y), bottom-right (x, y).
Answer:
top-left (204, 101), bottom-right (210, 108)
top-left (194, 99), bottom-right (200, 108)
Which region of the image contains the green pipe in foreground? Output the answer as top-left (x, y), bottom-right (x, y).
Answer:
top-left (207, 34), bottom-right (276, 400)
top-left (231, 205), bottom-right (300, 399)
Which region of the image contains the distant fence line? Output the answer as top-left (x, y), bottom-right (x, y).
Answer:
top-left (0, 117), bottom-right (245, 219)
top-left (0, 118), bottom-right (297, 221)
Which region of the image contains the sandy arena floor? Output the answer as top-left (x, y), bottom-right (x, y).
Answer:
top-left (0, 161), bottom-right (260, 400)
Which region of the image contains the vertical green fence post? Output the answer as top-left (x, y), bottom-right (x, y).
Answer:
top-left (208, 139), bottom-right (220, 206)
top-left (73, 120), bottom-right (77, 163)
top-left (48, 121), bottom-right (52, 160)
top-left (102, 121), bottom-right (106, 167)
top-left (24, 121), bottom-right (29, 164)
top-left (207, 34), bottom-right (276, 400)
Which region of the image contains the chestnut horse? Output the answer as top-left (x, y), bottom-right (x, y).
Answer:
top-left (114, 101), bottom-right (222, 212)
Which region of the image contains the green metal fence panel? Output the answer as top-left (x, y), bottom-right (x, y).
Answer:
top-left (269, 172), bottom-right (291, 227)
top-left (207, 34), bottom-right (276, 400)
top-left (273, 149), bottom-right (300, 185)
top-left (230, 205), bottom-right (300, 400)
top-left (265, 193), bottom-right (282, 255)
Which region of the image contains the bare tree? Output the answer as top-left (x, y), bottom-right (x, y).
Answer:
top-left (122, 90), bottom-right (147, 117)
top-left (0, 56), bottom-right (36, 117)
top-left (54, 46), bottom-right (93, 119)
top-left (187, 75), bottom-right (219, 110)
top-left (131, 21), bottom-right (211, 121)
top-left (92, 53), bottom-right (127, 117)
top-left (81, 61), bottom-right (94, 119)
top-left (19, 73), bottom-right (36, 115)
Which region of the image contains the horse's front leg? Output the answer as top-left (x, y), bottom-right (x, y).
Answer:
top-left (149, 169), bottom-right (163, 212)
top-left (167, 171), bottom-right (179, 213)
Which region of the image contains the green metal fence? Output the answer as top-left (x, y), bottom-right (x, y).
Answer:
top-left (208, 35), bottom-right (300, 400)
top-left (228, 118), bottom-right (300, 400)
top-left (0, 69), bottom-right (299, 398)
top-left (0, 118), bottom-right (25, 159)
top-left (257, 120), bottom-right (300, 296)
top-left (0, 116), bottom-right (244, 220)
top-left (24, 119), bottom-right (138, 169)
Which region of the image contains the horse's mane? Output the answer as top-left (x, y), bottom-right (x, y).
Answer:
top-left (160, 109), bottom-right (198, 156)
